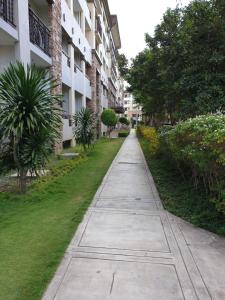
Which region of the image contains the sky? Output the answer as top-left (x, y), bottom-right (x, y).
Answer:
top-left (108, 0), bottom-right (191, 61)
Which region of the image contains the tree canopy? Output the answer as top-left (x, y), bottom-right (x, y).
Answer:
top-left (117, 53), bottom-right (129, 78)
top-left (101, 109), bottom-right (118, 137)
top-left (127, 0), bottom-right (225, 124)
top-left (101, 109), bottom-right (117, 127)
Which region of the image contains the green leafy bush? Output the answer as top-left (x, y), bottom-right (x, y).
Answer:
top-left (159, 114), bottom-right (225, 214)
top-left (101, 109), bottom-right (117, 127)
top-left (140, 137), bottom-right (225, 235)
top-left (118, 131), bottom-right (130, 138)
top-left (119, 117), bottom-right (130, 126)
top-left (101, 109), bottom-right (118, 137)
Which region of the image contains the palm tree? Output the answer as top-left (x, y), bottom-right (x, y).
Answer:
top-left (0, 62), bottom-right (62, 192)
top-left (73, 108), bottom-right (96, 151)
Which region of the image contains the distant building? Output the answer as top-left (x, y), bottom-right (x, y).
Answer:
top-left (124, 92), bottom-right (142, 125)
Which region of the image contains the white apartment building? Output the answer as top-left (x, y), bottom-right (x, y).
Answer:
top-left (0, 0), bottom-right (124, 147)
top-left (0, 0), bottom-right (62, 153)
top-left (0, 0), bottom-right (53, 72)
top-left (124, 92), bottom-right (142, 125)
top-left (86, 0), bottom-right (123, 136)
top-left (61, 0), bottom-right (93, 146)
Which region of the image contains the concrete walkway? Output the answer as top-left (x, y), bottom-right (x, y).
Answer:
top-left (43, 130), bottom-right (225, 300)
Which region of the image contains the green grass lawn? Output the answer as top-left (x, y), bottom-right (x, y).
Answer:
top-left (139, 138), bottom-right (225, 236)
top-left (0, 138), bottom-right (124, 300)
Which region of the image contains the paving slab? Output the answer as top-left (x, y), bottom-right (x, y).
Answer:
top-left (174, 215), bottom-right (225, 300)
top-left (99, 182), bottom-right (154, 198)
top-left (54, 258), bottom-right (184, 300)
top-left (95, 198), bottom-right (159, 210)
top-left (78, 211), bottom-right (170, 253)
top-left (43, 130), bottom-right (225, 300)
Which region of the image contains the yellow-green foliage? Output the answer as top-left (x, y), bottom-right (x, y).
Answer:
top-left (138, 126), bottom-right (159, 154)
top-left (31, 156), bottom-right (87, 191)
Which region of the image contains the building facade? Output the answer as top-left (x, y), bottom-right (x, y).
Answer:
top-left (0, 0), bottom-right (124, 147)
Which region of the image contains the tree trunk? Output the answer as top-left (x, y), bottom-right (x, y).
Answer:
top-left (108, 127), bottom-right (111, 138)
top-left (13, 136), bottom-right (27, 193)
top-left (19, 169), bottom-right (27, 193)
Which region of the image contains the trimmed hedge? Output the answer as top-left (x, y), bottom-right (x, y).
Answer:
top-left (118, 131), bottom-right (130, 138)
top-left (119, 117), bottom-right (130, 126)
top-left (101, 109), bottom-right (118, 127)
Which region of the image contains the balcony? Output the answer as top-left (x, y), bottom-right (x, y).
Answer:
top-left (95, 16), bottom-right (102, 43)
top-left (85, 75), bottom-right (92, 99)
top-left (62, 50), bottom-right (71, 67)
top-left (111, 106), bottom-right (125, 114)
top-left (62, 51), bottom-right (72, 87)
top-left (74, 65), bottom-right (85, 95)
top-left (29, 8), bottom-right (50, 56)
top-left (112, 63), bottom-right (117, 77)
top-left (63, 117), bottom-right (73, 142)
top-left (62, 112), bottom-right (73, 124)
top-left (0, 0), bottom-right (15, 27)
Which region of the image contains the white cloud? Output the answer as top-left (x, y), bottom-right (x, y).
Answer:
top-left (108, 0), bottom-right (191, 60)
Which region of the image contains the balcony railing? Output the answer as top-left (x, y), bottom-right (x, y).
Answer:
top-left (96, 16), bottom-right (102, 37)
top-left (0, 0), bottom-right (15, 26)
top-left (62, 51), bottom-right (71, 67)
top-left (112, 63), bottom-right (117, 77)
top-left (62, 112), bottom-right (73, 126)
top-left (29, 8), bottom-right (51, 56)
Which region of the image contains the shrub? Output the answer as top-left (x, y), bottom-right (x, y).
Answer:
top-left (101, 109), bottom-right (118, 137)
top-left (157, 125), bottom-right (174, 156)
top-left (0, 62), bottom-right (61, 192)
top-left (119, 117), bottom-right (130, 126)
top-left (73, 108), bottom-right (96, 151)
top-left (31, 156), bottom-right (86, 191)
top-left (101, 109), bottom-right (117, 126)
top-left (136, 125), bottom-right (142, 137)
top-left (137, 126), bottom-right (159, 154)
top-left (159, 114), bottom-right (225, 215)
top-left (118, 131), bottom-right (130, 138)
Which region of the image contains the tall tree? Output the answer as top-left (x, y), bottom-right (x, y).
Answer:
top-left (178, 0), bottom-right (225, 117)
top-left (128, 0), bottom-right (225, 123)
top-left (117, 53), bottom-right (129, 78)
